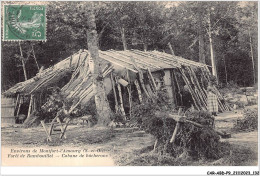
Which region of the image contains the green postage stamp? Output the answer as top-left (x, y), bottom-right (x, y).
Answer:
top-left (3, 5), bottom-right (46, 41)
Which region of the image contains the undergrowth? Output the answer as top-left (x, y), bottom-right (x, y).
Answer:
top-left (130, 90), bottom-right (221, 160)
top-left (233, 108), bottom-right (258, 132)
top-left (124, 141), bottom-right (257, 166)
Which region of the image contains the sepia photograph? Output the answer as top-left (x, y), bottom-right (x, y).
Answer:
top-left (0, 0), bottom-right (259, 175)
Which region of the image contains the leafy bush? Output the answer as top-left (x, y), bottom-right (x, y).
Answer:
top-left (130, 90), bottom-right (221, 160)
top-left (233, 108), bottom-right (258, 132)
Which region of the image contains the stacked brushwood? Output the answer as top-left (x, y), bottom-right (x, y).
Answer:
top-left (23, 87), bottom-right (81, 127)
top-left (131, 91), bottom-right (223, 160)
top-left (179, 65), bottom-right (231, 112)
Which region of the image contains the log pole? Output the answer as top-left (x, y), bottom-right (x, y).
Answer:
top-left (16, 97), bottom-right (22, 116)
top-left (57, 117), bottom-right (67, 139)
top-left (168, 42), bottom-right (175, 56)
top-left (170, 122), bottom-right (180, 143)
top-left (18, 41), bottom-right (28, 81)
top-left (134, 80), bottom-right (143, 103)
top-left (116, 77), bottom-right (126, 119)
top-left (41, 120), bottom-right (52, 142)
top-left (15, 94), bottom-right (20, 113)
top-left (27, 95), bottom-right (34, 119)
top-left (127, 70), bottom-right (132, 118)
top-left (60, 118), bottom-right (71, 139)
top-left (147, 68), bottom-right (157, 92)
top-left (111, 73), bottom-right (119, 113)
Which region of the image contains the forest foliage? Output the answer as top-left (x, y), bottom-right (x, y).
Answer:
top-left (1, 1), bottom-right (258, 90)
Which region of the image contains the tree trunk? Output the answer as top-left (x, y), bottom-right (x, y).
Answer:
top-left (199, 34), bottom-right (206, 64)
top-left (120, 27), bottom-right (127, 51)
top-left (249, 30), bottom-right (256, 84)
top-left (31, 44), bottom-right (40, 71)
top-left (198, 5), bottom-right (205, 64)
top-left (223, 55), bottom-right (228, 85)
top-left (208, 15), bottom-right (218, 82)
top-left (18, 42), bottom-right (28, 81)
top-left (86, 4), bottom-right (112, 126)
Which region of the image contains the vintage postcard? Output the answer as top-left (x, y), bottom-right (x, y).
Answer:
top-left (1, 0), bottom-right (259, 175)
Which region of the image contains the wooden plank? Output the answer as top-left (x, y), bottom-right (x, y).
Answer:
top-left (163, 70), bottom-right (174, 103)
top-left (152, 50), bottom-right (206, 68)
top-left (114, 50), bottom-right (161, 69)
top-left (131, 50), bottom-right (180, 68)
top-left (101, 56), bottom-right (138, 73)
top-left (107, 50), bottom-right (160, 70)
top-left (99, 51), bottom-right (138, 72)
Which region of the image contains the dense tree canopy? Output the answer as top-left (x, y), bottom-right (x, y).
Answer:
top-left (1, 1), bottom-right (258, 91)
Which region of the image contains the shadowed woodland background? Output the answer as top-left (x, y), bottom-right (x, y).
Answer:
top-left (1, 1), bottom-right (258, 90)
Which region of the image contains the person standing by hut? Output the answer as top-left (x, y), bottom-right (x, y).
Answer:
top-left (207, 85), bottom-right (218, 116)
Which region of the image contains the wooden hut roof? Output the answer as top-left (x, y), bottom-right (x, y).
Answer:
top-left (99, 49), bottom-right (207, 72)
top-left (3, 49), bottom-right (207, 96)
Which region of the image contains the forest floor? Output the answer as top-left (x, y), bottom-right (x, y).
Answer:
top-left (1, 107), bottom-right (258, 166)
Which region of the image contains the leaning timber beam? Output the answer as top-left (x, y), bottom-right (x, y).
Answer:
top-left (186, 66), bottom-right (207, 107)
top-left (127, 70), bottom-right (132, 118)
top-left (170, 69), bottom-right (178, 107)
top-left (16, 97), bottom-right (22, 116)
top-left (130, 56), bottom-right (150, 98)
top-left (178, 68), bottom-right (200, 110)
top-left (138, 71), bottom-right (151, 98)
top-left (111, 73), bottom-right (119, 113)
top-left (115, 77), bottom-right (126, 119)
top-left (27, 94), bottom-right (34, 119)
top-left (172, 69), bottom-right (183, 106)
top-left (147, 68), bottom-right (157, 93)
top-left (134, 80), bottom-right (143, 103)
top-left (14, 94), bottom-right (20, 114)
top-left (41, 120), bottom-right (52, 142)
